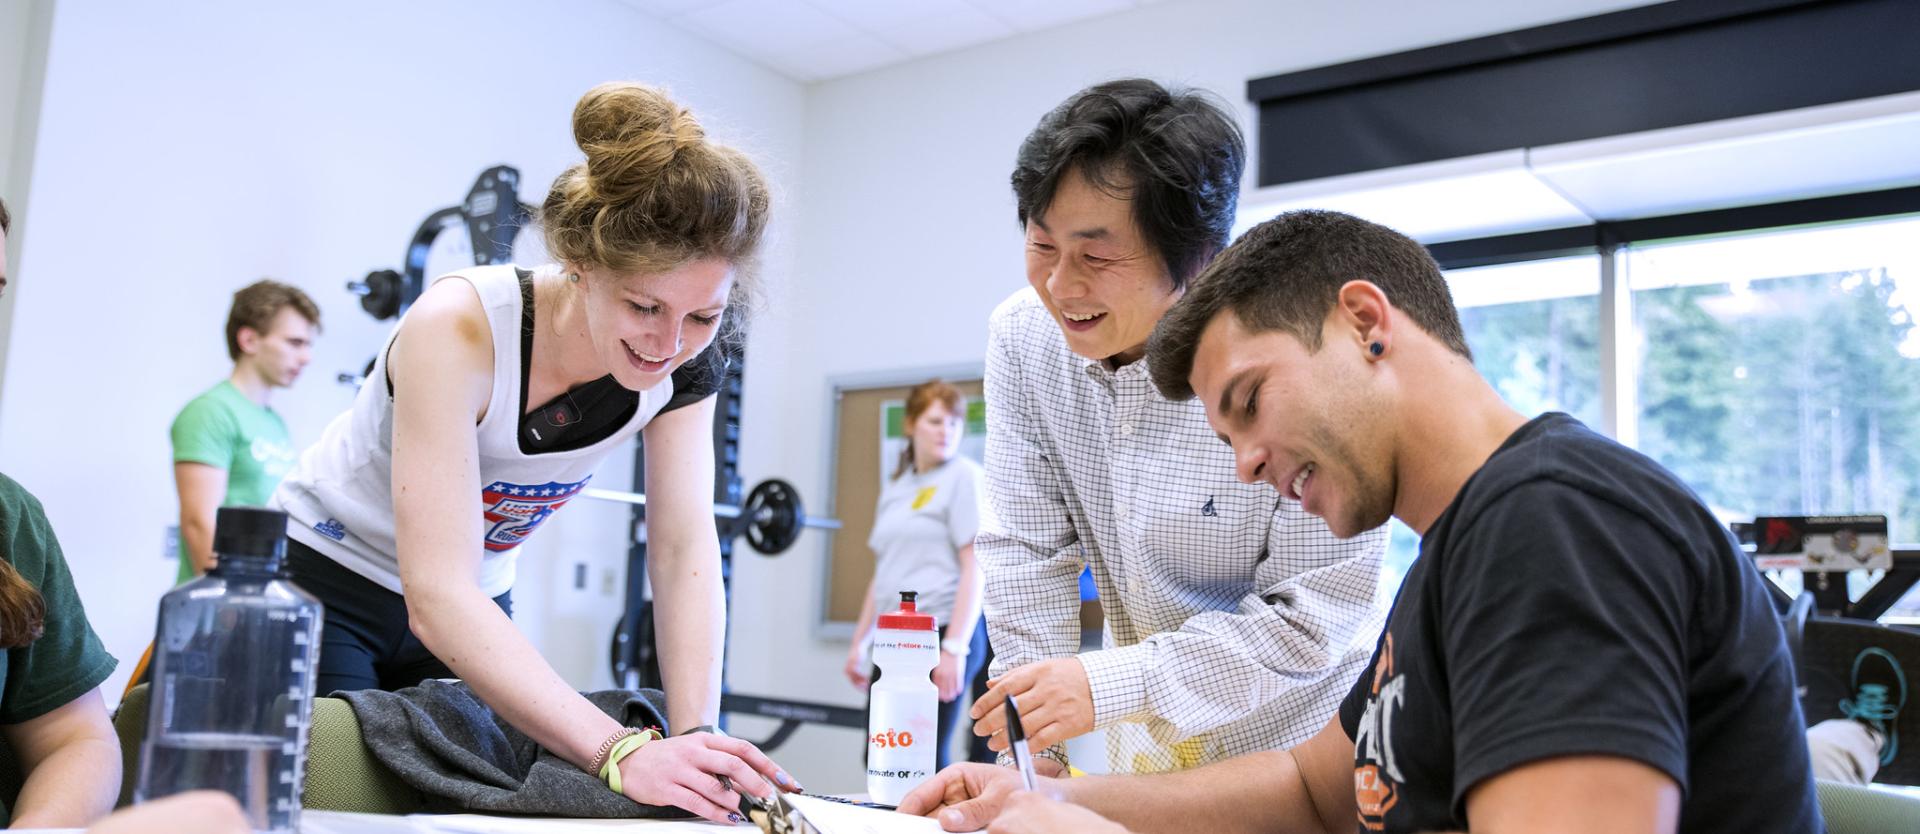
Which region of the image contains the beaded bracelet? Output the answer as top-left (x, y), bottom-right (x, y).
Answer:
top-left (588, 728), bottom-right (639, 776)
top-left (599, 728), bottom-right (664, 793)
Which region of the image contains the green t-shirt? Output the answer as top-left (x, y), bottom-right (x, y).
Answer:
top-left (169, 381), bottom-right (296, 583)
top-left (0, 473), bottom-right (118, 825)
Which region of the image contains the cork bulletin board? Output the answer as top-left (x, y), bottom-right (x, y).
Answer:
top-left (819, 370), bottom-right (985, 630)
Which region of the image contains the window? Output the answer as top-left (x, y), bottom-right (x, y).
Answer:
top-left (1629, 216), bottom-right (1920, 617)
top-left (1630, 216), bottom-right (1920, 540)
top-left (1452, 256), bottom-right (1605, 430)
top-left (1370, 208), bottom-right (1920, 617)
top-left (1375, 256), bottom-right (1604, 603)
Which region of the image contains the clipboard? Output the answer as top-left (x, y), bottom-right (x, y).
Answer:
top-left (743, 792), bottom-right (939, 834)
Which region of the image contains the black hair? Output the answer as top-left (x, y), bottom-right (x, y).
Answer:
top-left (1011, 79), bottom-right (1245, 289)
top-left (1149, 210), bottom-right (1471, 401)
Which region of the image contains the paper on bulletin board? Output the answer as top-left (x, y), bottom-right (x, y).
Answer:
top-left (1752, 515), bottom-right (1891, 572)
top-left (878, 397), bottom-right (986, 482)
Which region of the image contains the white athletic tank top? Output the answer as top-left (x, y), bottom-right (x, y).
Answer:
top-left (274, 265), bottom-right (669, 596)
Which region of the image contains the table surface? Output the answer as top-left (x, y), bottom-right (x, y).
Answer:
top-left (19, 809), bottom-right (752, 833)
top-left (308, 810), bottom-right (747, 832)
top-left (23, 786), bottom-right (1920, 832)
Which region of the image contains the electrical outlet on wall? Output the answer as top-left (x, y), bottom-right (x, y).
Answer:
top-left (574, 562), bottom-right (588, 591)
top-left (601, 568), bottom-right (617, 597)
top-left (162, 525), bottom-right (179, 561)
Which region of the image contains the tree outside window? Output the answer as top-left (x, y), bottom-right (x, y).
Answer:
top-left (1630, 216), bottom-right (1920, 616)
top-left (1371, 217), bottom-right (1920, 618)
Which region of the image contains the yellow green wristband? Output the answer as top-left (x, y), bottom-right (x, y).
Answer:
top-left (599, 728), bottom-right (662, 793)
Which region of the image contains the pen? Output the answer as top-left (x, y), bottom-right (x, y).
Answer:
top-left (1004, 693), bottom-right (1038, 791)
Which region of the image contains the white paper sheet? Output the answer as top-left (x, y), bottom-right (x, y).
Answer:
top-left (415, 814), bottom-right (734, 832)
top-left (782, 795), bottom-right (978, 834)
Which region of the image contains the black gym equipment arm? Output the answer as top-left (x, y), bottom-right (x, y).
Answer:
top-left (1844, 548), bottom-right (1920, 620)
top-left (719, 694), bottom-right (868, 752)
top-left (343, 166), bottom-right (538, 386)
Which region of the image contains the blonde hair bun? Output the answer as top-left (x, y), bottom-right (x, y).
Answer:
top-left (541, 81), bottom-right (769, 297)
top-left (572, 82), bottom-right (704, 204)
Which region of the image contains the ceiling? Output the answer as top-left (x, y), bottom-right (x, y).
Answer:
top-left (616, 0), bottom-right (1170, 83)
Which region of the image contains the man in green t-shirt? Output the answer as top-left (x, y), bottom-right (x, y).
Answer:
top-left (169, 280), bottom-right (320, 582)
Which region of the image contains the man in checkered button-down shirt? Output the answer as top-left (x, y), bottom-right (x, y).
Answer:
top-left (966, 79), bottom-right (1387, 776)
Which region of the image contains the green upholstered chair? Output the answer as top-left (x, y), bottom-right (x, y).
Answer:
top-left (1816, 779), bottom-right (1920, 833)
top-left (113, 683), bottom-right (426, 814)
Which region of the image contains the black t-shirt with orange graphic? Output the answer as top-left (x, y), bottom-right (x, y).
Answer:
top-left (1337, 413), bottom-right (1821, 834)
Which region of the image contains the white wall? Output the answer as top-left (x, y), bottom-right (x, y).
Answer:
top-left (735, 0), bottom-right (1661, 791)
top-left (0, 0), bottom-right (55, 422)
top-left (0, 0), bottom-right (804, 716)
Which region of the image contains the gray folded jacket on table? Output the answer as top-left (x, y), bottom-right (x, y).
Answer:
top-left (337, 679), bottom-right (688, 818)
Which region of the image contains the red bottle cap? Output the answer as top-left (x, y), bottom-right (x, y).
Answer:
top-left (877, 590), bottom-right (936, 630)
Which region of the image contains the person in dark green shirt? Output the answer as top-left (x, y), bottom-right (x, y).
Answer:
top-left (0, 472), bottom-right (121, 827)
top-left (169, 281), bottom-right (319, 582)
top-left (0, 195), bottom-right (121, 828)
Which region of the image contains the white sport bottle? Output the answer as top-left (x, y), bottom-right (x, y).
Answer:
top-left (867, 590), bottom-right (938, 804)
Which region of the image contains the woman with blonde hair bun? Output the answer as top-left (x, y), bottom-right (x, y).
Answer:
top-left (271, 83), bottom-right (795, 822)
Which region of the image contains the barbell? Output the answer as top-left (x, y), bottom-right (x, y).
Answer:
top-left (346, 269), bottom-right (407, 321)
top-left (582, 477), bottom-right (840, 556)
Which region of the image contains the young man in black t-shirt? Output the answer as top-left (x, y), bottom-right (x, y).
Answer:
top-left (899, 210), bottom-right (1822, 834)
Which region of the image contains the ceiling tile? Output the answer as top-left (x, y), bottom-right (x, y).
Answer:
top-left (759, 31), bottom-right (910, 82)
top-left (647, 0), bottom-right (1176, 82)
top-left (615, 0), bottom-right (730, 20)
top-left (965, 0), bottom-right (1133, 32)
top-left (676, 0), bottom-right (863, 54)
top-left (872, 6), bottom-right (1016, 56)
top-left (805, 0), bottom-right (979, 32)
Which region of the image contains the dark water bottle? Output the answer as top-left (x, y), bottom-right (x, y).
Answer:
top-left (134, 507), bottom-right (323, 832)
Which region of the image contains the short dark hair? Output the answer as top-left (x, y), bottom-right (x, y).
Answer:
top-left (1149, 210), bottom-right (1471, 401)
top-left (0, 197), bottom-right (10, 234)
top-left (226, 280), bottom-right (321, 361)
top-left (1011, 79), bottom-right (1245, 290)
